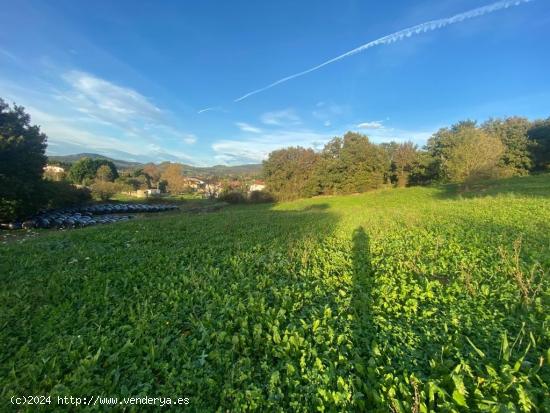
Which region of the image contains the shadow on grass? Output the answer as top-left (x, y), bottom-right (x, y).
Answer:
top-left (350, 227), bottom-right (375, 410)
top-left (434, 173), bottom-right (550, 200)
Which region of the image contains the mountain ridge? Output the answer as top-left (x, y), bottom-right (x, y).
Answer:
top-left (47, 153), bottom-right (263, 177)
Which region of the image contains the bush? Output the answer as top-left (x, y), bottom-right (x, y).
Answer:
top-left (0, 180), bottom-right (91, 222)
top-left (248, 190), bottom-right (276, 203)
top-left (218, 191), bottom-right (247, 204)
top-left (40, 180), bottom-right (91, 210)
top-left (91, 181), bottom-right (121, 201)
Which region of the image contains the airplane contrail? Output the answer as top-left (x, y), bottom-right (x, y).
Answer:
top-left (233, 0), bottom-right (534, 103)
top-left (197, 106), bottom-right (220, 114)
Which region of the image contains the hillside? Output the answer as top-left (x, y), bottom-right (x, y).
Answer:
top-left (48, 153), bottom-right (262, 177)
top-left (1, 174), bottom-right (549, 411)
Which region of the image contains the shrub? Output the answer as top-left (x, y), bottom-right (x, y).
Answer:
top-left (218, 191), bottom-right (247, 204)
top-left (0, 180), bottom-right (90, 221)
top-left (90, 181), bottom-right (121, 201)
top-left (40, 180), bottom-right (91, 210)
top-left (248, 190), bottom-right (276, 203)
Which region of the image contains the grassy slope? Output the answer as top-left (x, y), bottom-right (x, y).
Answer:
top-left (1, 174), bottom-right (549, 411)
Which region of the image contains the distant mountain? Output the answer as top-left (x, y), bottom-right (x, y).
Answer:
top-left (48, 153), bottom-right (263, 177)
top-left (48, 153), bottom-right (144, 170)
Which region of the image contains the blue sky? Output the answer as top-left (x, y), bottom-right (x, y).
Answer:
top-left (0, 0), bottom-right (549, 165)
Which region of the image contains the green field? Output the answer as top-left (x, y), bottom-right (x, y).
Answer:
top-left (1, 174), bottom-right (549, 412)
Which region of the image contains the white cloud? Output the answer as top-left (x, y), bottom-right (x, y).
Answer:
top-left (235, 122), bottom-right (262, 133)
top-left (261, 109), bottom-right (301, 126)
top-left (183, 134), bottom-right (197, 144)
top-left (357, 121), bottom-right (384, 129)
top-left (61, 71), bottom-right (161, 127)
top-left (353, 123), bottom-right (434, 145)
top-left (212, 129), bottom-right (330, 164)
top-left (312, 102), bottom-right (349, 127)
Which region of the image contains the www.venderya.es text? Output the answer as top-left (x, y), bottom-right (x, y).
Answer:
top-left (10, 395), bottom-right (190, 407)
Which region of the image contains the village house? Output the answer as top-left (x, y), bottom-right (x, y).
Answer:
top-left (249, 180), bottom-right (266, 192)
top-left (183, 177), bottom-right (205, 190)
top-left (44, 164), bottom-right (65, 173)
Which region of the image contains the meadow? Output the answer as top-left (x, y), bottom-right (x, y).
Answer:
top-left (1, 174), bottom-right (549, 412)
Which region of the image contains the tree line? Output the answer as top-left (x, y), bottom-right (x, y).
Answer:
top-left (262, 117), bottom-right (550, 200)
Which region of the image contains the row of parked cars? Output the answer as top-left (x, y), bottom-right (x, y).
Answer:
top-left (1, 203), bottom-right (179, 230)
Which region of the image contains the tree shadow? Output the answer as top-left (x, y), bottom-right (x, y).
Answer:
top-left (302, 204), bottom-right (330, 211)
top-left (435, 174), bottom-right (550, 200)
top-left (349, 216), bottom-right (549, 410)
top-left (350, 227), bottom-right (374, 410)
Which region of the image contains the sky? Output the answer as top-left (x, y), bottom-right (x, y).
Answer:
top-left (0, 0), bottom-right (549, 166)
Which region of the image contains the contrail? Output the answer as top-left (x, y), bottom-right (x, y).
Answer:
top-left (234, 0), bottom-right (533, 102)
top-left (197, 106), bottom-right (220, 114)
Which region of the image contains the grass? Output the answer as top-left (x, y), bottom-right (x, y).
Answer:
top-left (1, 175), bottom-right (549, 412)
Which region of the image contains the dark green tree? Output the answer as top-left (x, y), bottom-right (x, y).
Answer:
top-left (315, 132), bottom-right (389, 194)
top-left (263, 147), bottom-right (319, 200)
top-left (0, 99), bottom-right (47, 221)
top-left (339, 132), bottom-right (389, 192)
top-left (68, 158), bottom-right (118, 184)
top-left (527, 117), bottom-right (550, 171)
top-left (482, 117), bottom-right (533, 175)
top-left (383, 141), bottom-right (420, 187)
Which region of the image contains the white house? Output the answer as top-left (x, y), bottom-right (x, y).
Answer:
top-left (249, 183), bottom-right (266, 192)
top-left (146, 188), bottom-right (161, 196)
top-left (44, 164), bottom-right (65, 173)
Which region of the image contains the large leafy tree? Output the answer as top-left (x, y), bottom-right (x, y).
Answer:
top-left (160, 163), bottom-right (189, 194)
top-left (95, 164), bottom-right (115, 182)
top-left (263, 147), bottom-right (319, 200)
top-left (528, 117), bottom-right (550, 171)
top-left (339, 132), bottom-right (389, 193)
top-left (68, 158), bottom-right (118, 184)
top-left (316, 132), bottom-right (389, 194)
top-left (482, 117), bottom-right (533, 175)
top-left (0, 99), bottom-right (47, 221)
top-left (426, 121), bottom-right (505, 183)
top-left (383, 141), bottom-right (420, 187)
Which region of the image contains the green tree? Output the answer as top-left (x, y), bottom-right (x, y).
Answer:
top-left (444, 128), bottom-right (504, 184)
top-left (315, 132), bottom-right (389, 194)
top-left (527, 117), bottom-right (550, 171)
top-left (95, 164), bottom-right (115, 182)
top-left (263, 147), bottom-right (319, 200)
top-left (0, 99), bottom-right (47, 221)
top-left (384, 141), bottom-right (420, 187)
top-left (482, 117), bottom-right (533, 175)
top-left (340, 132), bottom-right (389, 192)
top-left (426, 120), bottom-right (505, 183)
top-left (68, 158), bottom-right (118, 185)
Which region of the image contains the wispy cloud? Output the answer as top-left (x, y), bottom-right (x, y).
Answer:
top-left (0, 47), bottom-right (18, 62)
top-left (233, 0), bottom-right (534, 102)
top-left (61, 70), bottom-right (162, 127)
top-left (183, 134), bottom-right (198, 144)
top-left (2, 70), bottom-right (200, 162)
top-left (357, 121), bottom-right (384, 129)
top-left (198, 106), bottom-right (221, 114)
top-left (353, 122), bottom-right (434, 145)
top-left (212, 129), bottom-right (330, 164)
top-left (235, 122), bottom-right (262, 133)
top-left (261, 109), bottom-right (301, 126)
